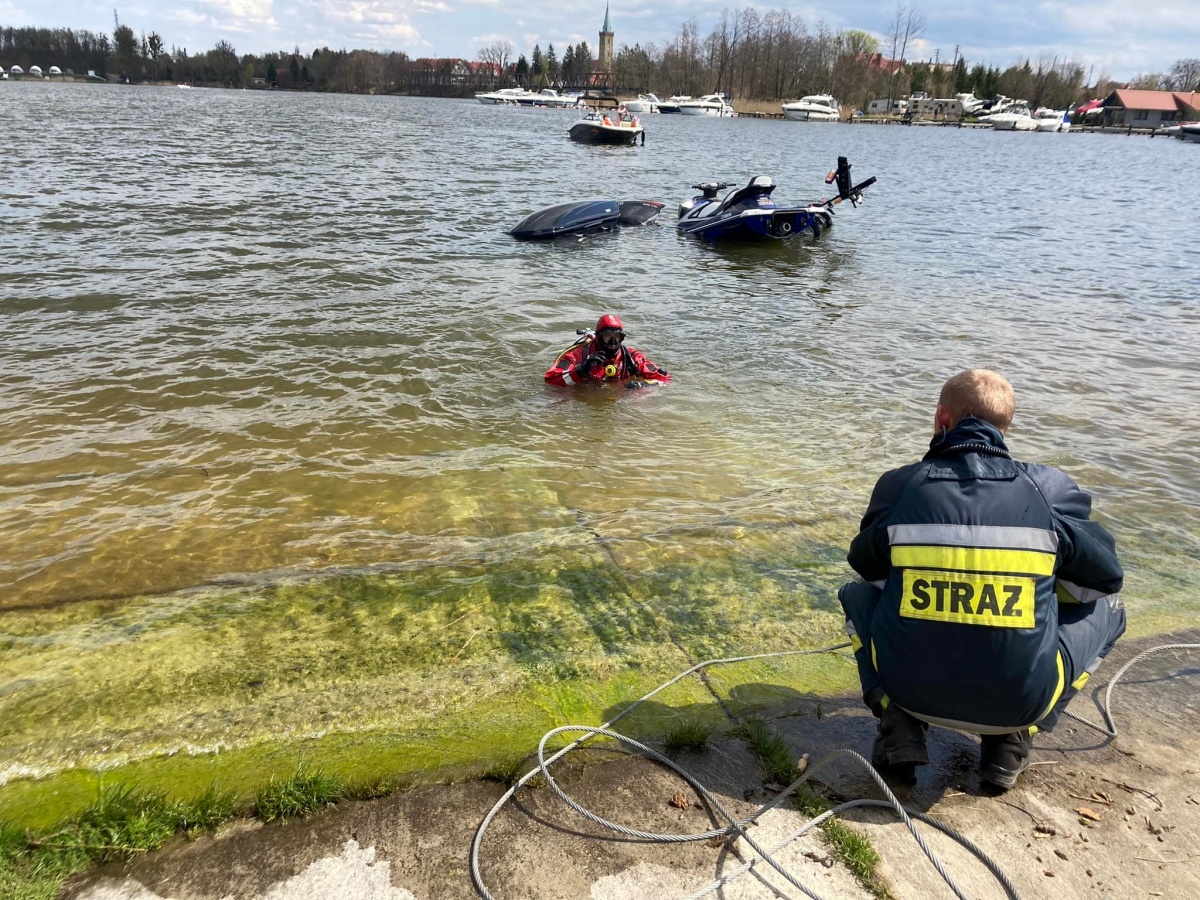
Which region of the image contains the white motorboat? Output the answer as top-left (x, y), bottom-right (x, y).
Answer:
top-left (955, 92), bottom-right (986, 114)
top-left (1034, 108), bottom-right (1071, 132)
top-left (656, 95), bottom-right (690, 114)
top-left (989, 104), bottom-right (1038, 131)
top-left (475, 87), bottom-right (535, 105)
top-left (623, 93), bottom-right (662, 114)
top-left (977, 95), bottom-right (1024, 121)
top-left (677, 94), bottom-right (736, 117)
top-left (781, 94), bottom-right (840, 122)
top-left (519, 89), bottom-right (585, 108)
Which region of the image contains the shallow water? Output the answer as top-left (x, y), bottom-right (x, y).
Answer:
top-left (1, 84), bottom-right (1199, 819)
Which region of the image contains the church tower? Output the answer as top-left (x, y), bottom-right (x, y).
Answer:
top-left (599, 3), bottom-right (614, 72)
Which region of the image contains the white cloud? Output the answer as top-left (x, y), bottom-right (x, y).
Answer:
top-left (200, 0), bottom-right (277, 26)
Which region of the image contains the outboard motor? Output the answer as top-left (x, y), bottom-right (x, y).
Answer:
top-left (835, 157), bottom-right (853, 202)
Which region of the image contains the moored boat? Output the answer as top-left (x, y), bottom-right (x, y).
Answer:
top-left (677, 94), bottom-right (736, 117)
top-left (1034, 108), bottom-right (1071, 132)
top-left (475, 87), bottom-right (535, 105)
top-left (623, 93), bottom-right (662, 114)
top-left (781, 94), bottom-right (840, 121)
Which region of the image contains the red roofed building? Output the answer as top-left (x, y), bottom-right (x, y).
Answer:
top-left (861, 53), bottom-right (905, 76)
top-left (1101, 89), bottom-right (1200, 127)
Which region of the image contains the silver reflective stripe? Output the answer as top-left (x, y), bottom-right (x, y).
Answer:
top-left (901, 706), bottom-right (1034, 735)
top-left (561, 370), bottom-right (576, 385)
top-left (887, 523), bottom-right (1058, 552)
top-left (1057, 579), bottom-right (1115, 605)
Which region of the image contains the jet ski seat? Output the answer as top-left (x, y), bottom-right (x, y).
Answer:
top-left (712, 175), bottom-right (776, 215)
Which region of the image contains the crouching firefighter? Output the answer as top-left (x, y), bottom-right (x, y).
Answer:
top-left (839, 368), bottom-right (1126, 791)
top-left (544, 314), bottom-right (671, 387)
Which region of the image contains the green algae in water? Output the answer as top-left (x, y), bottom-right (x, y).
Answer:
top-left (0, 540), bottom-right (859, 827)
top-left (2, 528), bottom-right (1195, 829)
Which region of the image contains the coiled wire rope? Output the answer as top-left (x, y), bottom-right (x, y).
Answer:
top-left (469, 640), bottom-right (1200, 900)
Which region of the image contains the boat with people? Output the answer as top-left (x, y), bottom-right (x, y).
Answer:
top-left (568, 109), bottom-right (645, 145)
top-left (781, 94), bottom-right (841, 121)
top-left (678, 94), bottom-right (736, 117)
top-left (676, 156), bottom-right (875, 241)
top-left (656, 95), bottom-right (690, 114)
top-left (623, 93), bottom-right (662, 114)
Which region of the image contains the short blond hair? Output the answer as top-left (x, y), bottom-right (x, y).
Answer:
top-left (938, 369), bottom-right (1015, 433)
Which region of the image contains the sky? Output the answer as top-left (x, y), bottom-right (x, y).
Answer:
top-left (2, 0), bottom-right (1196, 83)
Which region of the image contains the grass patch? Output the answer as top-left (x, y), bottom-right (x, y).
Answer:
top-left (727, 717), bottom-right (794, 784)
top-left (253, 764), bottom-right (344, 823)
top-left (662, 720), bottom-right (713, 757)
top-left (729, 717), bottom-right (892, 900)
top-left (0, 782), bottom-right (241, 900)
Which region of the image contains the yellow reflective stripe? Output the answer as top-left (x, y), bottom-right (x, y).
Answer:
top-left (850, 634), bottom-right (863, 652)
top-left (1071, 671), bottom-right (1090, 691)
top-left (891, 545), bottom-right (1056, 576)
top-left (1036, 651), bottom-right (1066, 723)
top-left (1055, 582), bottom-right (1083, 604)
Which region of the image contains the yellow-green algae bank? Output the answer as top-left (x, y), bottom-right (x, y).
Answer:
top-left (0, 531), bottom-right (864, 829)
top-left (4, 516), bottom-right (1198, 830)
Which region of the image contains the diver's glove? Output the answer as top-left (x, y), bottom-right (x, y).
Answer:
top-left (575, 353), bottom-right (605, 380)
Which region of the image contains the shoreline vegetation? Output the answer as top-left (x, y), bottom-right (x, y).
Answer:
top-left (3, 19), bottom-right (1197, 117)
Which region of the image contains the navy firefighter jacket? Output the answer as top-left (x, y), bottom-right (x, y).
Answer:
top-left (847, 416), bottom-right (1124, 731)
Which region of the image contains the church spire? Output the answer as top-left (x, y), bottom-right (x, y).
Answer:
top-left (602, 2), bottom-right (612, 33)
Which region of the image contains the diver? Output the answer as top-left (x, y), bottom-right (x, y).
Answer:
top-left (544, 314), bottom-right (671, 387)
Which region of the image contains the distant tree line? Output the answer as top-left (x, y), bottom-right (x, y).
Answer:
top-left (597, 8), bottom-right (1197, 111)
top-left (3, 13), bottom-right (1197, 108)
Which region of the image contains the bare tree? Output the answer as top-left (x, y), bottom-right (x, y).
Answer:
top-left (707, 9), bottom-right (741, 95)
top-left (1169, 58), bottom-right (1200, 91)
top-left (477, 40), bottom-right (513, 76)
top-left (885, 4), bottom-right (925, 110)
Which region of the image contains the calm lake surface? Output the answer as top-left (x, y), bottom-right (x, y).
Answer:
top-left (1, 83), bottom-right (1198, 811)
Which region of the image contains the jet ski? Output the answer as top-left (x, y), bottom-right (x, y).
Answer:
top-left (509, 199), bottom-right (664, 240)
top-left (676, 156), bottom-right (876, 240)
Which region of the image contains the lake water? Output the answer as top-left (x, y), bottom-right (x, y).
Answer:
top-left (1, 84), bottom-right (1198, 818)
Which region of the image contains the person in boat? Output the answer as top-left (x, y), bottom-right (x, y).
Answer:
top-left (838, 368), bottom-right (1125, 791)
top-left (544, 314), bottom-right (671, 387)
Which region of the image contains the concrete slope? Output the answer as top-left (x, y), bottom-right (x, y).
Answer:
top-left (67, 629), bottom-right (1200, 900)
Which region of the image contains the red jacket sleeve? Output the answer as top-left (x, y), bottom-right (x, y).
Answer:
top-left (545, 344), bottom-right (596, 386)
top-left (625, 348), bottom-right (671, 383)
